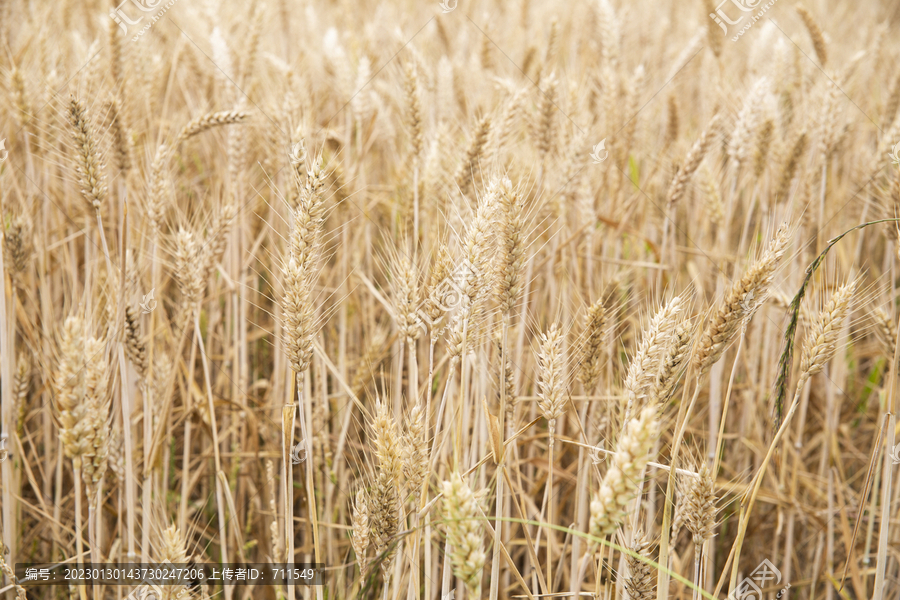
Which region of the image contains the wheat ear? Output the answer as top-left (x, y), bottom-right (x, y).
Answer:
top-left (68, 94), bottom-right (108, 212)
top-left (624, 531), bottom-right (655, 600)
top-left (493, 176), bottom-right (527, 316)
top-left (577, 296), bottom-right (610, 393)
top-left (589, 407), bottom-right (659, 537)
top-left (694, 223), bottom-right (792, 374)
top-left (351, 488), bottom-right (370, 576)
top-left (441, 472), bottom-right (486, 597)
top-left (624, 296), bottom-right (683, 419)
top-left (667, 116), bottom-right (720, 205)
top-left (175, 110), bottom-right (249, 145)
top-left (371, 399), bottom-right (402, 571)
top-left (796, 5), bottom-right (827, 66)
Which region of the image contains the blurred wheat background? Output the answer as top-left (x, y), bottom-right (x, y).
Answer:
top-left (1, 0), bottom-right (900, 599)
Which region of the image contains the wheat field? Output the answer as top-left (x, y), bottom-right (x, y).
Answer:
top-left (1, 0), bottom-right (900, 599)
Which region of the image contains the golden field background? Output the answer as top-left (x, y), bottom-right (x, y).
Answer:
top-left (1, 0), bottom-right (900, 599)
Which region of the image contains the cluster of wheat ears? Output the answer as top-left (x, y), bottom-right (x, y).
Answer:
top-left (2, 0), bottom-right (900, 599)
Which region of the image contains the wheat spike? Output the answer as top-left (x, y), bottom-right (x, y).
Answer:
top-left (146, 144), bottom-right (170, 237)
top-left (872, 307), bottom-right (897, 357)
top-left (624, 296), bottom-right (682, 419)
top-left (68, 94), bottom-right (108, 212)
top-left (14, 353), bottom-right (31, 439)
top-left (455, 114), bottom-right (492, 198)
top-left (175, 110), bottom-right (248, 144)
top-left (534, 72), bottom-right (557, 161)
top-left (106, 96), bottom-right (130, 172)
top-left (684, 462), bottom-right (716, 554)
top-left (173, 228), bottom-right (205, 305)
top-left (695, 223), bottom-right (792, 374)
top-left (441, 472), bottom-right (486, 597)
top-left (796, 5), bottom-right (827, 66)
top-left (55, 316), bottom-right (88, 460)
top-left (403, 61), bottom-right (424, 162)
top-left (351, 488), bottom-right (370, 576)
top-left (664, 94), bottom-right (679, 150)
top-left (589, 407), bottom-right (659, 537)
top-left (390, 252), bottom-right (422, 342)
top-left (702, 0), bottom-right (722, 58)
top-left (537, 323), bottom-right (566, 440)
top-left (775, 132), bottom-right (808, 201)
top-left (401, 403), bottom-right (429, 498)
top-left (422, 244), bottom-right (454, 334)
top-left (370, 399), bottom-right (402, 570)
top-left (158, 524), bottom-right (190, 600)
top-left (624, 532), bottom-right (655, 600)
top-left (753, 119), bottom-right (774, 179)
top-left (124, 305), bottom-right (148, 377)
top-left (202, 203), bottom-right (236, 280)
top-left (728, 78), bottom-right (769, 170)
top-left (800, 281), bottom-right (856, 377)
top-left (493, 176), bottom-right (527, 316)
top-left (577, 295), bottom-right (611, 393)
top-left (4, 212), bottom-right (31, 283)
top-left (649, 323), bottom-right (691, 412)
top-left (667, 116), bottom-right (719, 205)
top-left (81, 335), bottom-right (110, 501)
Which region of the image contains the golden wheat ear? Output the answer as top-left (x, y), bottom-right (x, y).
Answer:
top-left (68, 94), bottom-right (109, 213)
top-left (590, 407), bottom-right (659, 538)
top-left (441, 472), bottom-right (486, 598)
